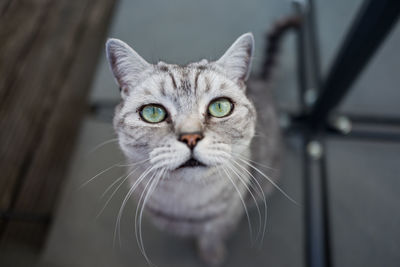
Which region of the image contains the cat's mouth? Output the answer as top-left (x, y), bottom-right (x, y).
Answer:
top-left (178, 158), bottom-right (206, 169)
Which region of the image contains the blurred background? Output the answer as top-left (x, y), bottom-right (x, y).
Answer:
top-left (0, 0), bottom-right (399, 266)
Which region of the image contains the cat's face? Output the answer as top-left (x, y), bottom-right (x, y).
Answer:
top-left (106, 33), bottom-right (256, 178)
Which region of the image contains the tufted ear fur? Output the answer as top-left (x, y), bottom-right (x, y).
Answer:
top-left (105, 38), bottom-right (151, 97)
top-left (215, 32), bottom-right (254, 82)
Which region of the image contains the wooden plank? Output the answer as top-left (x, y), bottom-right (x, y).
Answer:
top-left (0, 0), bottom-right (86, 210)
top-left (12, 0), bottom-right (117, 214)
top-left (0, 0), bottom-right (115, 209)
top-left (1, 221), bottom-right (47, 249)
top-left (0, 0), bottom-right (117, 245)
top-left (0, 0), bottom-right (12, 16)
top-left (0, 0), bottom-right (53, 210)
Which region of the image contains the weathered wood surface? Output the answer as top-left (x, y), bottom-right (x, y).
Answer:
top-left (0, 0), bottom-right (117, 246)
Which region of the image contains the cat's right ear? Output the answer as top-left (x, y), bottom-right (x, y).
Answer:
top-left (105, 38), bottom-right (151, 98)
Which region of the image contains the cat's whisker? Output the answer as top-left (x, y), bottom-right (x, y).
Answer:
top-left (134, 169), bottom-right (159, 249)
top-left (87, 137), bottom-right (119, 155)
top-left (219, 149), bottom-right (296, 206)
top-left (78, 160), bottom-right (125, 190)
top-left (231, 151), bottom-right (276, 171)
top-left (96, 175), bottom-right (125, 219)
top-left (100, 174), bottom-right (125, 199)
top-left (113, 165), bottom-right (156, 247)
top-left (237, 158), bottom-right (299, 206)
top-left (96, 166), bottom-right (142, 219)
top-left (116, 158), bottom-right (151, 167)
top-left (134, 169), bottom-right (159, 265)
top-left (225, 161), bottom-right (263, 244)
top-left (218, 162), bottom-right (254, 245)
top-left (230, 158), bottom-right (268, 246)
top-left (137, 168), bottom-right (164, 267)
top-left (229, 161), bottom-right (266, 245)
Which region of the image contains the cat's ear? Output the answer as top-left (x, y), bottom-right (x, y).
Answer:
top-left (106, 38), bottom-right (151, 97)
top-left (215, 32), bottom-right (254, 82)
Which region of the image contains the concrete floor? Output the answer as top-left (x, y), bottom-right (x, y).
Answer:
top-left (2, 0), bottom-right (400, 266)
top-left (326, 139), bottom-right (400, 267)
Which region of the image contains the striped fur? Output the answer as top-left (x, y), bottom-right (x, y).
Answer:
top-left (105, 33), bottom-right (277, 266)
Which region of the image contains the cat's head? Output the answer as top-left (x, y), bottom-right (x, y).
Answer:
top-left (106, 33), bottom-right (256, 176)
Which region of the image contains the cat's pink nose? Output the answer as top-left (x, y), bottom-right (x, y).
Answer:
top-left (179, 132), bottom-right (203, 149)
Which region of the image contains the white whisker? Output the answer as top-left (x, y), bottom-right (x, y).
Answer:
top-left (96, 167), bottom-right (141, 219)
top-left (137, 168), bottom-right (164, 267)
top-left (113, 165), bottom-right (156, 247)
top-left (219, 163), bottom-right (254, 245)
top-left (87, 137), bottom-right (119, 155)
top-left (100, 174), bottom-right (125, 199)
top-left (219, 150), bottom-right (297, 205)
top-left (231, 151), bottom-right (276, 171)
top-left (78, 160), bottom-right (124, 190)
top-left (237, 158), bottom-right (299, 206)
top-left (116, 158), bottom-right (151, 167)
top-left (134, 169), bottom-right (158, 254)
top-left (230, 158), bottom-right (268, 245)
top-left (225, 162), bottom-right (263, 243)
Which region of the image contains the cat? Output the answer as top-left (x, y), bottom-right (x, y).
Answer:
top-left (105, 17), bottom-right (299, 265)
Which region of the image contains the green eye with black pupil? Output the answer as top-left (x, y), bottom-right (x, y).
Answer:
top-left (140, 105), bottom-right (167, 123)
top-left (208, 98), bottom-right (233, 118)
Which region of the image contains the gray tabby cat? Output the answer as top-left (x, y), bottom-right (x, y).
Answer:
top-left (105, 32), bottom-right (281, 266)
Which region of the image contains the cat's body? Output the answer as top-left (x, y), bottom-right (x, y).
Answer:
top-left (106, 25), bottom-right (288, 265)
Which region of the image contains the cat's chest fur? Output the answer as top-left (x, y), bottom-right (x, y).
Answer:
top-left (129, 164), bottom-right (249, 237)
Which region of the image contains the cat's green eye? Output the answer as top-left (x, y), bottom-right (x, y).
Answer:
top-left (208, 98), bottom-right (233, 118)
top-left (140, 104), bottom-right (167, 123)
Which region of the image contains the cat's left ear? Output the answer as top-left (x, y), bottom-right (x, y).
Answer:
top-left (215, 32), bottom-right (254, 82)
top-left (106, 38), bottom-right (151, 97)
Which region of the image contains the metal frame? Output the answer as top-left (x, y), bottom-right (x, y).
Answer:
top-left (291, 0), bottom-right (400, 267)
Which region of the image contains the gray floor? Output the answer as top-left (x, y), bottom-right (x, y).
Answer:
top-left (2, 0), bottom-right (400, 266)
top-left (326, 139), bottom-right (400, 267)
